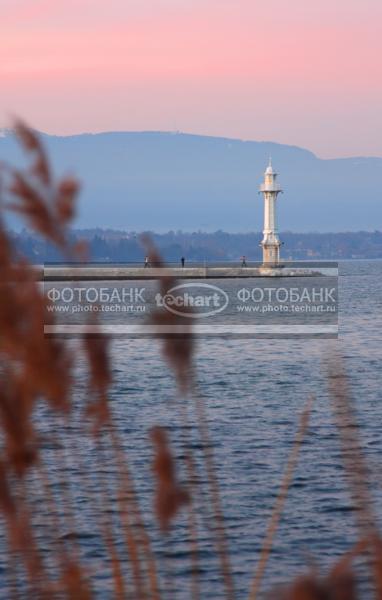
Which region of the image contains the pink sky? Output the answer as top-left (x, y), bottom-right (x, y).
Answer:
top-left (1, 0), bottom-right (381, 158)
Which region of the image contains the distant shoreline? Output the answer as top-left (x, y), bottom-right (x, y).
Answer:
top-left (11, 229), bottom-right (382, 262)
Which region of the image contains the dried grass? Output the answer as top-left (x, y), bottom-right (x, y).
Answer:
top-left (0, 124), bottom-right (381, 599)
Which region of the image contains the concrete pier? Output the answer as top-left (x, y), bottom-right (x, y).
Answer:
top-left (43, 265), bottom-right (323, 281)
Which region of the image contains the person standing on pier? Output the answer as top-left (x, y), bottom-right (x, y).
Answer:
top-left (144, 256), bottom-right (149, 268)
top-left (241, 255), bottom-right (247, 267)
top-left (181, 256), bottom-right (185, 268)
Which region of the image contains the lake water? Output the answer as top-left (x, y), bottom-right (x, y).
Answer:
top-left (1, 260), bottom-right (382, 598)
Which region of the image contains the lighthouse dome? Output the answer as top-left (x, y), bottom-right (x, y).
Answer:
top-left (265, 158), bottom-right (275, 175)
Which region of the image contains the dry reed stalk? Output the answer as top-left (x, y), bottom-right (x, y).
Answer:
top-left (192, 388), bottom-right (235, 599)
top-left (61, 410), bottom-right (130, 598)
top-left (327, 356), bottom-right (375, 534)
top-left (92, 436), bottom-right (129, 599)
top-left (143, 235), bottom-right (236, 597)
top-left (248, 395), bottom-right (314, 600)
top-left (35, 459), bottom-right (85, 594)
top-left (7, 121), bottom-right (78, 251)
top-left (335, 537), bottom-right (369, 571)
top-left (142, 235), bottom-right (194, 393)
top-left (6, 493), bottom-right (50, 597)
top-left (177, 398), bottom-right (202, 600)
top-left (109, 426), bottom-right (161, 600)
top-left (0, 122), bottom-right (102, 597)
top-left (83, 335), bottom-right (150, 598)
top-left (150, 426), bottom-right (189, 532)
top-left (84, 327), bottom-right (162, 594)
top-left (326, 353), bottom-right (382, 599)
top-left (279, 570), bottom-right (357, 600)
top-left (0, 122), bottom-right (173, 599)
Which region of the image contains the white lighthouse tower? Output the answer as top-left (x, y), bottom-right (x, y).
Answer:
top-left (259, 159), bottom-right (283, 266)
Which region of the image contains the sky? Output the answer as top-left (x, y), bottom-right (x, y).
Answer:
top-left (1, 0), bottom-right (381, 158)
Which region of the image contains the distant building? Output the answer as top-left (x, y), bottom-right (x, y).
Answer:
top-left (259, 159), bottom-right (283, 266)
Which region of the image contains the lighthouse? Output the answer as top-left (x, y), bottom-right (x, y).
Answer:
top-left (259, 159), bottom-right (283, 266)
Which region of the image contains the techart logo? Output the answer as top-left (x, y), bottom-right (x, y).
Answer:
top-left (155, 283), bottom-right (229, 318)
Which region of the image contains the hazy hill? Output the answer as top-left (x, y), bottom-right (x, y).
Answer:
top-left (1, 130), bottom-right (381, 232)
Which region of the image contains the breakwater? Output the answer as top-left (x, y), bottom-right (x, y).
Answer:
top-left (43, 266), bottom-right (323, 281)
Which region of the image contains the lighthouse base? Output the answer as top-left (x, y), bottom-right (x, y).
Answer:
top-left (261, 242), bottom-right (281, 267)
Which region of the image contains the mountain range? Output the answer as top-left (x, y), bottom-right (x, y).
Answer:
top-left (1, 129), bottom-right (381, 232)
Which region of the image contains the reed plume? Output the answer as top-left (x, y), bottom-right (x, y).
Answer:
top-left (0, 123), bottom-right (380, 600)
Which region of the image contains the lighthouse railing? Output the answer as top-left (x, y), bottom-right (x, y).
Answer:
top-left (259, 182), bottom-right (282, 192)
